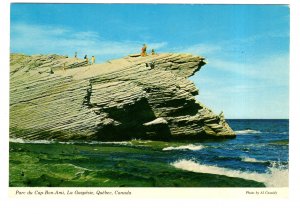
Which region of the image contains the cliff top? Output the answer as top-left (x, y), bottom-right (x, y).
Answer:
top-left (10, 52), bottom-right (206, 80)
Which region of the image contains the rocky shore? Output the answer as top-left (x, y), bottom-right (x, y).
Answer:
top-left (10, 53), bottom-right (235, 141)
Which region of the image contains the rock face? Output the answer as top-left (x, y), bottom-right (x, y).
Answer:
top-left (10, 53), bottom-right (236, 141)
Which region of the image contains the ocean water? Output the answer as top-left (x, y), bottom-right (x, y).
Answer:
top-left (171, 119), bottom-right (289, 187)
top-left (10, 119), bottom-right (289, 187)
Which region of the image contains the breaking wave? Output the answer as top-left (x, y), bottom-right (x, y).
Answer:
top-left (241, 157), bottom-right (268, 163)
top-left (171, 159), bottom-right (288, 187)
top-left (88, 141), bottom-right (132, 146)
top-left (162, 144), bottom-right (204, 151)
top-left (235, 129), bottom-right (262, 135)
top-left (235, 130), bottom-right (288, 135)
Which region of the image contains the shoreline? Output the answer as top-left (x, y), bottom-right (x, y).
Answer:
top-left (9, 142), bottom-right (265, 187)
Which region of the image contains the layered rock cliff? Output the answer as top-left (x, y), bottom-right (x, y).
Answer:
top-left (10, 53), bottom-right (235, 141)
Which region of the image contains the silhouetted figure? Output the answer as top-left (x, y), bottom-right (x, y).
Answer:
top-left (84, 55), bottom-right (89, 64)
top-left (151, 49), bottom-right (155, 55)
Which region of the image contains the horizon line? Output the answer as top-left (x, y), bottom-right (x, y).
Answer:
top-left (227, 118), bottom-right (289, 120)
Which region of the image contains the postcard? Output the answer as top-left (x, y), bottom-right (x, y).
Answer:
top-left (6, 2), bottom-right (292, 201)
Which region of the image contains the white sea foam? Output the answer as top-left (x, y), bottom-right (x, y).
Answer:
top-left (10, 138), bottom-right (132, 146)
top-left (235, 129), bottom-right (262, 135)
top-left (31, 139), bottom-right (53, 144)
top-left (171, 159), bottom-right (288, 187)
top-left (241, 157), bottom-right (267, 163)
top-left (9, 138), bottom-right (53, 144)
top-left (58, 141), bottom-right (75, 144)
top-left (235, 130), bottom-right (288, 135)
top-left (9, 138), bottom-right (25, 143)
top-left (162, 144), bottom-right (204, 151)
top-left (88, 141), bottom-right (132, 146)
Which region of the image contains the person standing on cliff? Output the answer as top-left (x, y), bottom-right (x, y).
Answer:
top-left (75, 52), bottom-right (78, 59)
top-left (151, 49), bottom-right (155, 55)
top-left (141, 44), bottom-right (147, 57)
top-left (91, 56), bottom-right (95, 65)
top-left (84, 55), bottom-right (89, 64)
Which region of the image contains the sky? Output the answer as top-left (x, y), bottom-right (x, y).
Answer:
top-left (10, 4), bottom-right (290, 119)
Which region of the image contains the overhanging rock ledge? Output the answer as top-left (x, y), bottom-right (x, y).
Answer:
top-left (10, 53), bottom-right (236, 141)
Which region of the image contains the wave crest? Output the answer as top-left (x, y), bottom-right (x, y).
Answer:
top-left (163, 144), bottom-right (204, 151)
top-left (171, 159), bottom-right (288, 187)
top-left (88, 141), bottom-right (132, 146)
top-left (235, 129), bottom-right (262, 135)
top-left (241, 157), bottom-right (267, 163)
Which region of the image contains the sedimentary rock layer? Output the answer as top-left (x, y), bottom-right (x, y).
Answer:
top-left (10, 53), bottom-right (235, 140)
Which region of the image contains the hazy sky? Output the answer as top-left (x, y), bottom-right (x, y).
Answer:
top-left (10, 4), bottom-right (289, 119)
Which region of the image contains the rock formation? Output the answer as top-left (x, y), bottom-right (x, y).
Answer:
top-left (10, 53), bottom-right (236, 141)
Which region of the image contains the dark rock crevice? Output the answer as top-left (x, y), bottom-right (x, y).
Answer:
top-left (82, 81), bottom-right (92, 107)
top-left (95, 97), bottom-right (172, 140)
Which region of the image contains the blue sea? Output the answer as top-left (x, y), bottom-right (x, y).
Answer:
top-left (10, 119), bottom-right (289, 187)
top-left (169, 119), bottom-right (289, 187)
